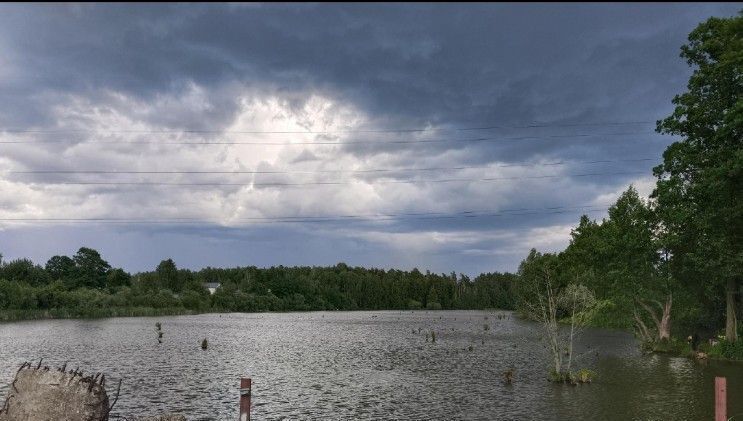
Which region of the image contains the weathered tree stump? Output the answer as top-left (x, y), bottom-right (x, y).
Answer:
top-left (0, 362), bottom-right (109, 421)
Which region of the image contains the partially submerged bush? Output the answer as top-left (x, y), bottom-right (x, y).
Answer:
top-left (549, 368), bottom-right (596, 385)
top-left (574, 368), bottom-right (595, 383)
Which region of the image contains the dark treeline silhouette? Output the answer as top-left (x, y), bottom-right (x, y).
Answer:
top-left (0, 250), bottom-right (516, 319)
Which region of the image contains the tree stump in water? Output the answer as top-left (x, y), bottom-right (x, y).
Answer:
top-left (0, 362), bottom-right (109, 421)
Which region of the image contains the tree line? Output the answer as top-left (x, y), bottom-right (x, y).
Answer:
top-left (0, 249), bottom-right (517, 319)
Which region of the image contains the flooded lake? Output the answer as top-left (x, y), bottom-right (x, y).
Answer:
top-left (0, 310), bottom-right (741, 420)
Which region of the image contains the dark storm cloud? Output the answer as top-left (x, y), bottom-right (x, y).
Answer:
top-left (1, 4), bottom-right (735, 129)
top-left (0, 3), bottom-right (739, 273)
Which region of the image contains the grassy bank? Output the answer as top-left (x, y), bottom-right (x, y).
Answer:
top-left (0, 307), bottom-right (197, 322)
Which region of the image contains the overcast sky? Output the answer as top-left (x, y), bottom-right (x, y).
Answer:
top-left (0, 3), bottom-right (739, 276)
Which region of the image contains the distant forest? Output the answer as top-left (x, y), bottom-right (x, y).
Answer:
top-left (0, 250), bottom-right (516, 320)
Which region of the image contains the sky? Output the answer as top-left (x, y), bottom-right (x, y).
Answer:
top-left (0, 3), bottom-right (739, 276)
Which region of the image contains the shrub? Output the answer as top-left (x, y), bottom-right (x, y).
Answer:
top-left (426, 301), bottom-right (442, 310)
top-left (707, 339), bottom-right (743, 360)
top-left (407, 299), bottom-right (422, 310)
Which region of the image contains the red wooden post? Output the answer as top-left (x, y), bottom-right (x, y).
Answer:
top-left (715, 376), bottom-right (727, 421)
top-left (240, 378), bottom-right (251, 421)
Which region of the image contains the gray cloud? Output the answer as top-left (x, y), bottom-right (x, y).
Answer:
top-left (0, 3), bottom-right (739, 274)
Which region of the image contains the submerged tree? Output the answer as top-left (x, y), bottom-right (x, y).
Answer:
top-left (517, 251), bottom-right (596, 382)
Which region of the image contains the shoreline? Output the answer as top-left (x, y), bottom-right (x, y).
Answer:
top-left (0, 306), bottom-right (509, 323)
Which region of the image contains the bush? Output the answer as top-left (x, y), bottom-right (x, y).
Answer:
top-left (649, 338), bottom-right (692, 355)
top-left (574, 368), bottom-right (596, 383)
top-left (426, 301), bottom-right (442, 310)
top-left (549, 368), bottom-right (596, 384)
top-left (407, 299), bottom-right (422, 310)
top-left (707, 339), bottom-right (743, 360)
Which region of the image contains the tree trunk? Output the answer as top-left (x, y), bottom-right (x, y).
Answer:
top-left (633, 312), bottom-right (653, 343)
top-left (726, 278), bottom-right (738, 342)
top-left (658, 294), bottom-right (672, 341)
top-left (637, 294), bottom-right (672, 342)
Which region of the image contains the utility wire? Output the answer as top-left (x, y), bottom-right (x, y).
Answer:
top-left (15, 170), bottom-right (647, 187)
top-left (0, 131), bottom-right (656, 146)
top-left (0, 121), bottom-right (654, 135)
top-left (3, 158), bottom-right (657, 175)
top-left (0, 205), bottom-right (609, 225)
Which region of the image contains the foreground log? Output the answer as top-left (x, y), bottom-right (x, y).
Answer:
top-left (0, 361), bottom-right (188, 420)
top-left (0, 362), bottom-right (109, 421)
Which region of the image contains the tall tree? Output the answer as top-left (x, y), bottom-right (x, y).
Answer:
top-left (72, 247), bottom-right (111, 289)
top-left (561, 187), bottom-right (666, 332)
top-left (45, 255), bottom-right (75, 281)
top-left (156, 258), bottom-right (180, 292)
top-left (654, 12), bottom-right (742, 341)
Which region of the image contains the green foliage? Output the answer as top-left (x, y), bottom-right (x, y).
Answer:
top-left (71, 247), bottom-right (111, 289)
top-left (1, 258), bottom-right (51, 287)
top-left (559, 187), bottom-right (664, 329)
top-left (0, 247), bottom-right (521, 321)
top-left (549, 368), bottom-right (596, 384)
top-left (653, 12), bottom-right (743, 340)
top-left (572, 299), bottom-right (614, 327)
top-left (407, 299), bottom-right (423, 310)
top-left (425, 301), bottom-right (442, 310)
top-left (45, 256), bottom-right (74, 281)
top-left (574, 369), bottom-right (596, 384)
top-left (646, 338), bottom-right (692, 355)
top-left (156, 259), bottom-right (180, 292)
top-left (707, 339), bottom-right (743, 360)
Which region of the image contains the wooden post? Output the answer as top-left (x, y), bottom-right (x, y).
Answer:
top-left (715, 376), bottom-right (726, 421)
top-left (240, 378), bottom-right (251, 421)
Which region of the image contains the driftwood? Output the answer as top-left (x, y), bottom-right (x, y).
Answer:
top-left (1, 361), bottom-right (187, 421)
top-left (0, 361), bottom-right (109, 421)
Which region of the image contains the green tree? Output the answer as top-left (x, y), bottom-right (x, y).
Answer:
top-left (561, 187), bottom-right (668, 333)
top-left (46, 255), bottom-right (75, 281)
top-left (654, 12), bottom-right (743, 341)
top-left (1, 258), bottom-right (51, 286)
top-left (106, 268), bottom-right (131, 289)
top-left (156, 258), bottom-right (180, 292)
top-left (71, 247), bottom-right (111, 289)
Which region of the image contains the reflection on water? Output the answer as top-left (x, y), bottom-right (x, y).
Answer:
top-left (0, 311), bottom-right (740, 420)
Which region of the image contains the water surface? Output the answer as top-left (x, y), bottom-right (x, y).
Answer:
top-left (0, 311), bottom-right (740, 420)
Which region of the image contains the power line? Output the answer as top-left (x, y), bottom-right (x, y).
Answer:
top-left (0, 121), bottom-right (655, 135)
top-left (4, 157), bottom-right (657, 175)
top-left (0, 131), bottom-right (657, 146)
top-left (14, 170), bottom-right (647, 187)
top-left (0, 205), bottom-right (610, 225)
